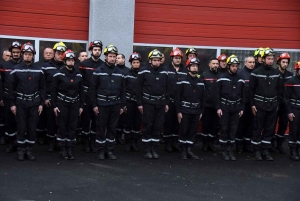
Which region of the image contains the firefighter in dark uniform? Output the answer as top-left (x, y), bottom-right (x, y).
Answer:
top-left (123, 52), bottom-right (142, 152)
top-left (185, 47), bottom-right (199, 73)
top-left (215, 55), bottom-right (245, 161)
top-left (42, 42), bottom-right (67, 152)
top-left (218, 54), bottom-right (228, 74)
top-left (0, 41), bottom-right (22, 152)
top-left (52, 50), bottom-right (84, 160)
top-left (176, 58), bottom-right (205, 160)
top-left (116, 53), bottom-right (130, 145)
top-left (254, 47), bottom-right (264, 69)
top-left (201, 58), bottom-right (219, 152)
top-left (163, 48), bottom-right (187, 153)
top-left (235, 56), bottom-right (256, 153)
top-left (9, 42), bottom-right (46, 161)
top-left (284, 61), bottom-right (300, 161)
top-left (137, 49), bottom-right (169, 159)
top-left (35, 47), bottom-right (54, 145)
top-left (272, 53), bottom-right (293, 154)
top-left (90, 44), bottom-right (125, 160)
top-left (79, 41), bottom-right (104, 153)
top-left (249, 47), bottom-right (283, 161)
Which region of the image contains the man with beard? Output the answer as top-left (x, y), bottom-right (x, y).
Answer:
top-left (90, 44), bottom-right (125, 160)
top-left (215, 55), bottom-right (245, 160)
top-left (284, 61), bottom-right (300, 161)
top-left (163, 48), bottom-right (187, 153)
top-left (0, 41), bottom-right (22, 151)
top-left (235, 56), bottom-right (256, 153)
top-left (137, 49), bottom-right (169, 159)
top-left (79, 41), bottom-right (104, 153)
top-left (250, 48), bottom-right (283, 161)
top-left (272, 53), bottom-right (293, 154)
top-left (201, 58), bottom-right (219, 152)
top-left (10, 42), bottom-right (46, 161)
top-left (42, 42), bottom-right (67, 152)
top-left (217, 54), bottom-right (228, 74)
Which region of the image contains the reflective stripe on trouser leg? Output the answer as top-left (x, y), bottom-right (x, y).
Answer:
top-left (163, 102), bottom-right (178, 142)
top-left (45, 104), bottom-right (57, 138)
top-left (4, 99), bottom-right (17, 138)
top-left (288, 108), bottom-right (300, 148)
top-left (202, 107), bottom-right (218, 142)
top-left (261, 109), bottom-right (278, 150)
top-left (123, 101), bottom-right (141, 140)
top-left (276, 102), bottom-right (289, 142)
top-left (179, 113), bottom-right (198, 145)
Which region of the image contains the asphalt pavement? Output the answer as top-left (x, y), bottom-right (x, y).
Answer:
top-left (0, 141), bottom-right (299, 201)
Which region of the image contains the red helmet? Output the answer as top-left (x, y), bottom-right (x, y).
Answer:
top-left (170, 48), bottom-right (183, 58)
top-left (88, 40), bottom-right (103, 51)
top-left (62, 49), bottom-right (76, 60)
top-left (129, 52), bottom-right (142, 62)
top-left (186, 58), bottom-right (200, 67)
top-left (9, 41), bottom-right (22, 52)
top-left (218, 54), bottom-right (227, 61)
top-left (21, 42), bottom-right (36, 55)
top-left (294, 61), bottom-right (300, 70)
top-left (276, 52), bottom-right (291, 64)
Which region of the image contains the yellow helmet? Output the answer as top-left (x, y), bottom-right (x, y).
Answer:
top-left (53, 42), bottom-right (67, 52)
top-left (148, 49), bottom-right (162, 59)
top-left (254, 47), bottom-right (264, 57)
top-left (226, 54), bottom-right (240, 65)
top-left (185, 46), bottom-right (197, 56)
top-left (103, 44), bottom-right (118, 55)
top-left (261, 47), bottom-right (275, 58)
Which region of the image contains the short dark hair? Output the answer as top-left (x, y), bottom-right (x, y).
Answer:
top-left (78, 50), bottom-right (87, 57)
top-left (118, 54), bottom-right (125, 59)
top-left (209, 57), bottom-right (218, 63)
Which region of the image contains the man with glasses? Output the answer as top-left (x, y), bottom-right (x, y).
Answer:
top-left (250, 47), bottom-right (283, 161)
top-left (90, 44), bottom-right (125, 160)
top-left (79, 40), bottom-right (104, 153)
top-left (137, 49), bottom-right (169, 159)
top-left (235, 56), bottom-right (256, 153)
top-left (9, 42), bottom-right (46, 161)
top-left (0, 41), bottom-right (22, 151)
top-left (42, 42), bottom-right (67, 152)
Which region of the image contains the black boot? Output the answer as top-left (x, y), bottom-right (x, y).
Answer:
top-left (208, 142), bottom-right (216, 152)
top-left (144, 144), bottom-right (153, 159)
top-left (6, 138), bottom-right (16, 153)
top-left (172, 140), bottom-right (181, 152)
top-left (47, 138), bottom-right (55, 152)
top-left (289, 147), bottom-right (299, 161)
top-left (125, 139), bottom-right (131, 152)
top-left (17, 147), bottom-right (25, 161)
top-left (262, 149), bottom-right (273, 161)
top-left (270, 138), bottom-right (279, 153)
top-left (235, 142), bottom-right (243, 154)
top-left (90, 135), bottom-right (97, 153)
top-left (221, 151), bottom-right (230, 161)
top-left (180, 145), bottom-right (187, 160)
top-left (187, 146), bottom-right (199, 159)
top-left (276, 140), bottom-right (286, 154)
top-left (67, 147), bottom-right (75, 160)
top-left (117, 132), bottom-right (125, 145)
top-left (97, 150), bottom-right (105, 160)
top-left (106, 151), bottom-right (117, 160)
top-left (25, 147), bottom-right (36, 161)
top-left (164, 141), bottom-right (173, 153)
top-left (151, 146), bottom-right (159, 159)
top-left (254, 150), bottom-right (263, 161)
top-left (202, 141), bottom-right (208, 152)
top-left (244, 142), bottom-right (253, 153)
top-left (60, 146), bottom-right (68, 160)
top-left (297, 145), bottom-right (300, 157)
top-left (228, 145), bottom-right (236, 161)
top-left (0, 136), bottom-right (6, 145)
top-left (131, 139), bottom-right (139, 152)
top-left (82, 137), bottom-right (91, 153)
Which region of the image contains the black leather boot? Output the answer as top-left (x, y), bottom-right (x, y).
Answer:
top-left (90, 135), bottom-right (97, 153)
top-left (125, 139), bottom-right (131, 152)
top-left (17, 147), bottom-right (25, 161)
top-left (106, 151), bottom-right (117, 160)
top-left (262, 149), bottom-right (273, 161)
top-left (208, 141), bottom-right (216, 152)
top-left (276, 140), bottom-right (286, 154)
top-left (187, 146), bottom-right (199, 160)
top-left (82, 137), bottom-right (91, 153)
top-left (60, 146), bottom-right (68, 160)
top-left (202, 141), bottom-right (208, 152)
top-left (254, 150), bottom-right (263, 161)
top-left (180, 145), bottom-right (187, 160)
top-left (0, 136), bottom-right (6, 145)
top-left (97, 150), bottom-right (105, 160)
top-left (25, 147), bottom-right (36, 161)
top-left (67, 147), bottom-right (75, 160)
top-left (228, 145), bottom-right (236, 161)
top-left (48, 138), bottom-right (55, 152)
top-left (172, 140), bottom-right (181, 152)
top-left (131, 139), bottom-right (139, 152)
top-left (164, 141), bottom-right (173, 153)
top-left (221, 151), bottom-right (229, 161)
top-left (151, 146), bottom-right (159, 159)
top-left (289, 147), bottom-right (299, 161)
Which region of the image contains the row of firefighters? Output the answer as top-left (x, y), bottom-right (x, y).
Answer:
top-left (1, 40), bottom-right (300, 162)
